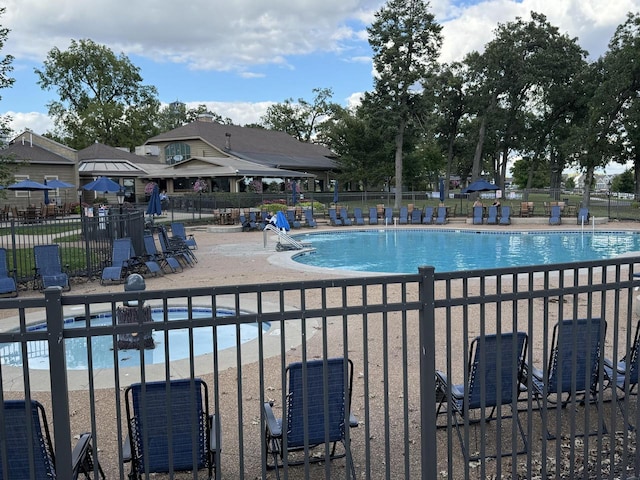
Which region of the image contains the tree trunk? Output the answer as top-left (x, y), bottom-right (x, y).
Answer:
top-left (471, 115), bottom-right (486, 182)
top-left (582, 167), bottom-right (594, 207)
top-left (394, 117), bottom-right (406, 210)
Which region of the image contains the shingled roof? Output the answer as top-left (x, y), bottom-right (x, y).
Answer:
top-left (146, 121), bottom-right (337, 170)
top-left (2, 140), bottom-right (75, 165)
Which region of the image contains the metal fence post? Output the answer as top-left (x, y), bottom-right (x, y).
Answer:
top-left (45, 287), bottom-right (73, 479)
top-left (418, 266), bottom-right (437, 479)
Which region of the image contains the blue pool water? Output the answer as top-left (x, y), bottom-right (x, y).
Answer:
top-left (292, 229), bottom-right (640, 273)
top-left (0, 307), bottom-right (268, 370)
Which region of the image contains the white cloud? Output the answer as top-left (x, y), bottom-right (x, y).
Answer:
top-left (7, 112), bottom-right (53, 136)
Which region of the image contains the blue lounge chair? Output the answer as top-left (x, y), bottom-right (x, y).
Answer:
top-left (263, 358), bottom-right (357, 479)
top-left (101, 238), bottom-right (138, 285)
top-left (353, 207), bottom-right (365, 225)
top-left (339, 208), bottom-right (352, 226)
top-left (577, 207), bottom-right (589, 224)
top-left (398, 206), bottom-right (408, 224)
top-left (303, 209), bottom-right (317, 227)
top-left (499, 206), bottom-right (511, 225)
top-left (144, 234), bottom-right (182, 273)
top-left (383, 207), bottom-right (393, 225)
top-left (435, 206), bottom-right (447, 225)
top-left (0, 248), bottom-right (17, 297)
top-left (328, 208), bottom-right (342, 226)
top-left (549, 205), bottom-right (561, 225)
top-left (170, 222), bottom-right (198, 249)
top-left (486, 206), bottom-right (498, 225)
top-left (526, 318), bottom-right (607, 439)
top-left (423, 206), bottom-right (434, 224)
top-left (436, 332), bottom-right (528, 460)
top-left (368, 207), bottom-right (378, 225)
top-left (472, 206), bottom-right (484, 225)
top-left (33, 244), bottom-right (70, 291)
top-left (410, 208), bottom-right (421, 224)
top-left (124, 378), bottom-right (220, 480)
top-left (286, 210), bottom-right (301, 229)
top-left (604, 319), bottom-right (640, 428)
top-left (159, 226), bottom-right (196, 266)
top-left (0, 399), bottom-right (104, 479)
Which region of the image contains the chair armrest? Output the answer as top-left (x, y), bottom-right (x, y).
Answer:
top-left (71, 432), bottom-right (93, 475)
top-left (122, 434), bottom-right (132, 463)
top-left (209, 414), bottom-right (221, 452)
top-left (263, 402), bottom-right (281, 437)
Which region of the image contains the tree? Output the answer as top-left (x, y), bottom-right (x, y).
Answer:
top-left (0, 7), bottom-right (17, 187)
top-left (35, 39), bottom-right (160, 149)
top-left (367, 0), bottom-right (443, 208)
top-left (156, 102), bottom-right (233, 132)
top-left (261, 87), bottom-right (339, 143)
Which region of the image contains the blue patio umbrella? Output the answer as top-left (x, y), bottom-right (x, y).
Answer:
top-left (146, 184), bottom-right (162, 221)
top-left (275, 211), bottom-right (290, 231)
top-left (45, 179), bottom-right (74, 189)
top-left (333, 181), bottom-right (339, 204)
top-left (7, 179), bottom-right (53, 204)
top-left (291, 180), bottom-right (298, 205)
top-left (462, 180), bottom-right (499, 193)
top-left (82, 176), bottom-right (122, 193)
top-left (439, 178), bottom-right (445, 202)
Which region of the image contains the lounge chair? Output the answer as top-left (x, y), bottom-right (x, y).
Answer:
top-left (303, 209), bottom-right (317, 227)
top-left (549, 205), bottom-right (561, 225)
top-left (398, 206), bottom-right (408, 224)
top-left (353, 207), bottom-right (365, 225)
top-left (499, 206), bottom-right (511, 225)
top-left (0, 399), bottom-right (104, 479)
top-left (339, 208), bottom-right (353, 226)
top-left (159, 226), bottom-right (196, 266)
top-left (486, 206), bottom-right (498, 225)
top-left (410, 208), bottom-right (422, 224)
top-left (383, 207), bottom-right (393, 225)
top-left (328, 208), bottom-right (342, 226)
top-left (171, 222), bottom-right (198, 249)
top-left (101, 238), bottom-right (142, 285)
top-left (286, 210), bottom-right (301, 229)
top-left (33, 244), bottom-right (70, 291)
top-left (144, 234), bottom-right (182, 273)
top-left (368, 207), bottom-right (378, 225)
top-left (263, 358), bottom-right (358, 479)
top-left (435, 206), bottom-right (447, 225)
top-left (422, 206), bottom-right (434, 224)
top-left (124, 378), bottom-right (220, 480)
top-left (472, 206), bottom-right (483, 225)
top-left (0, 248), bottom-right (17, 297)
top-left (519, 202), bottom-right (530, 217)
top-left (577, 208), bottom-right (590, 224)
top-left (525, 318), bottom-right (607, 439)
top-left (604, 319), bottom-right (640, 428)
top-left (436, 332), bottom-right (528, 460)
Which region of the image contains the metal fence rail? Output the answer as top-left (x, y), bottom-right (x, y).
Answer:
top-left (0, 257), bottom-right (638, 478)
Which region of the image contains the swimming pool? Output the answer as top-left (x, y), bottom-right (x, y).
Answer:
top-left (292, 229), bottom-right (640, 273)
top-left (0, 307), bottom-right (269, 370)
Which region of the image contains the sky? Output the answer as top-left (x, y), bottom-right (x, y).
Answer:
top-left (1, 0), bottom-right (639, 173)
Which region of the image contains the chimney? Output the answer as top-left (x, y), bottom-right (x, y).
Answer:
top-left (225, 132), bottom-right (231, 150)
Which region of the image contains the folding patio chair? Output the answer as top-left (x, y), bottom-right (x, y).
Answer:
top-left (263, 358), bottom-right (358, 479)
top-left (303, 208), bottom-right (317, 227)
top-left (158, 226), bottom-right (196, 266)
top-left (435, 206), bottom-right (447, 225)
top-left (398, 206), bottom-right (408, 224)
top-left (170, 222), bottom-right (198, 249)
top-left (368, 207), bottom-right (378, 225)
top-left (143, 234), bottom-right (182, 273)
top-left (0, 247), bottom-right (17, 297)
top-left (124, 378), bottom-right (220, 480)
top-left (472, 206), bottom-right (484, 225)
top-left (328, 208), bottom-right (342, 226)
top-left (549, 205), bottom-right (562, 225)
top-left (33, 244), bottom-right (70, 291)
top-left (101, 238), bottom-right (145, 285)
top-left (604, 319), bottom-right (640, 429)
top-left (422, 206), bottom-right (434, 224)
top-left (285, 210), bottom-right (301, 229)
top-left (577, 207), bottom-right (590, 224)
top-left (353, 207), bottom-right (365, 225)
top-left (0, 399), bottom-right (104, 479)
top-left (486, 206), bottom-right (498, 225)
top-left (435, 332), bottom-right (528, 461)
top-left (339, 208), bottom-right (352, 226)
top-left (525, 317), bottom-right (607, 439)
top-left (410, 208), bottom-right (422, 224)
top-left (383, 207), bottom-right (393, 225)
top-left (499, 205), bottom-right (511, 225)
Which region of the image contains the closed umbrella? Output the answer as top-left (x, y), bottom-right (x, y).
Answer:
top-left (439, 178), bottom-right (445, 203)
top-left (292, 181), bottom-right (298, 205)
top-left (82, 176), bottom-right (122, 193)
top-left (146, 184), bottom-right (162, 223)
top-left (333, 181), bottom-right (339, 204)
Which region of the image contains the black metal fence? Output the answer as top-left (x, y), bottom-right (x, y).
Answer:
top-left (0, 257), bottom-right (639, 478)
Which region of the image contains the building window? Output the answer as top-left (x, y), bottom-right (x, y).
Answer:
top-left (165, 143), bottom-right (191, 165)
top-left (13, 175), bottom-right (29, 197)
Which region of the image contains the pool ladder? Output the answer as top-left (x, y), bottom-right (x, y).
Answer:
top-left (263, 224), bottom-right (311, 251)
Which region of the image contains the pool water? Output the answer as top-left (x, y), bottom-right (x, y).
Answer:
top-left (0, 307), bottom-right (268, 370)
top-left (292, 230), bottom-right (640, 273)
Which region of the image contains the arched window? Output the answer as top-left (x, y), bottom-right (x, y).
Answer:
top-left (165, 143), bottom-right (191, 165)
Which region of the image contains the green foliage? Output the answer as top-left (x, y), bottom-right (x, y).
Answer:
top-left (612, 169), bottom-right (634, 193)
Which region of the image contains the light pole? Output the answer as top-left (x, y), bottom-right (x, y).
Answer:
top-left (607, 180), bottom-right (612, 219)
top-left (117, 189), bottom-right (125, 237)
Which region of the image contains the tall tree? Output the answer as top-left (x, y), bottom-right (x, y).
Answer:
top-left (367, 0), bottom-right (442, 208)
top-left (35, 39), bottom-right (160, 150)
top-left (261, 87), bottom-right (338, 143)
top-left (0, 7), bottom-right (17, 187)
top-left (156, 102), bottom-right (233, 132)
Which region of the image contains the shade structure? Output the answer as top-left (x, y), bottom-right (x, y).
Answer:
top-left (82, 176), bottom-right (122, 193)
top-left (7, 179), bottom-right (53, 203)
top-left (462, 180), bottom-right (499, 193)
top-left (333, 181), bottom-right (339, 204)
top-left (439, 178), bottom-right (445, 202)
top-left (146, 184), bottom-right (162, 219)
top-left (291, 181), bottom-right (298, 205)
top-left (45, 179), bottom-right (75, 189)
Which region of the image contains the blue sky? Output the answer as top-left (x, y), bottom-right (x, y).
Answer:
top-left (1, 0), bottom-right (638, 151)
